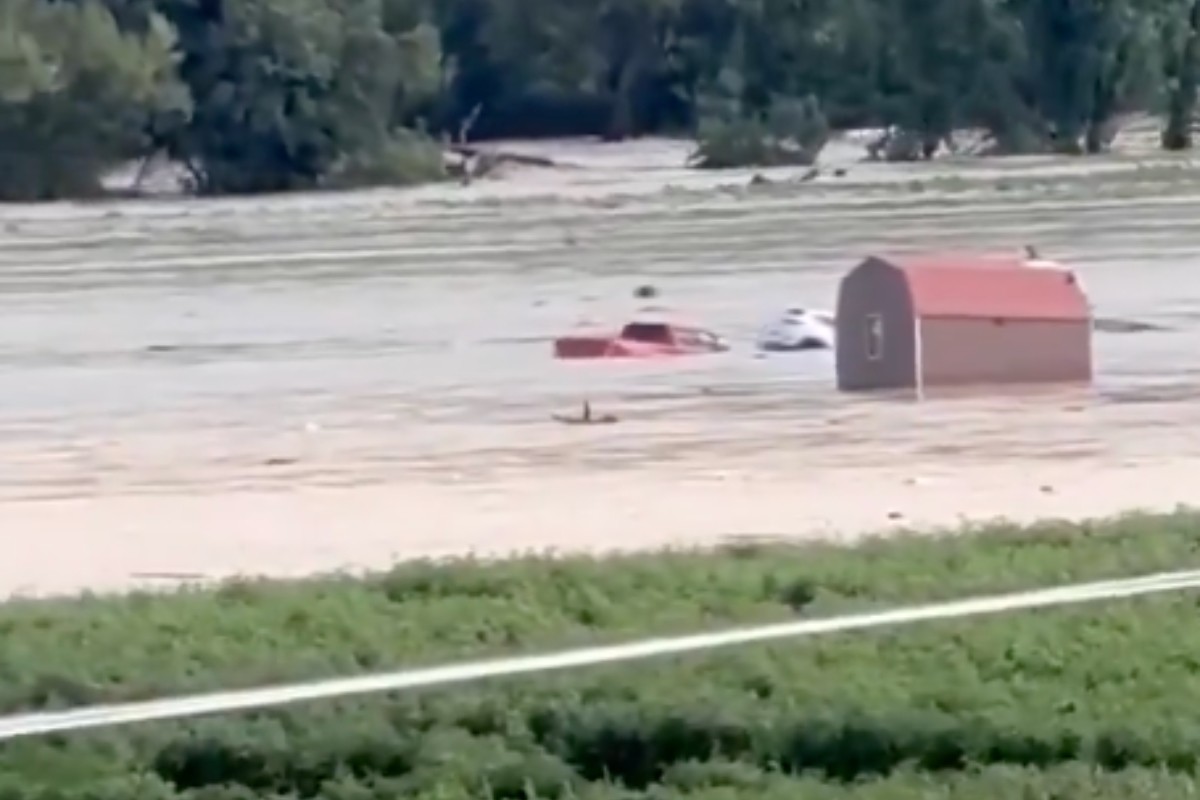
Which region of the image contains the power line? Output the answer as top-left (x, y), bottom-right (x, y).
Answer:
top-left (1, 568), bottom-right (1198, 742)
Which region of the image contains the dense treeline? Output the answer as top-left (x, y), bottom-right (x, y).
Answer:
top-left (2, 514), bottom-right (1200, 798)
top-left (2, 0), bottom-right (1200, 198)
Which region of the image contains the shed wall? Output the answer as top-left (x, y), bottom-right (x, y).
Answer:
top-left (918, 318), bottom-right (1092, 387)
top-left (835, 259), bottom-right (917, 391)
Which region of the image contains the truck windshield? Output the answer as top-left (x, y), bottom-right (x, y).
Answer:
top-left (620, 323), bottom-right (672, 343)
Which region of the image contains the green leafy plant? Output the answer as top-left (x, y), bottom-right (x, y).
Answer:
top-left (2, 512), bottom-right (1200, 798)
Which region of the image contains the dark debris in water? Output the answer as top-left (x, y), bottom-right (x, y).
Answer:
top-left (1098, 384), bottom-right (1200, 405)
top-left (1093, 317), bottom-right (1172, 334)
top-left (263, 457), bottom-right (298, 467)
top-left (552, 400), bottom-right (619, 426)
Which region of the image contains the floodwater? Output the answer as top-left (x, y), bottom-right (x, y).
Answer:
top-left (4, 137), bottom-right (1200, 594)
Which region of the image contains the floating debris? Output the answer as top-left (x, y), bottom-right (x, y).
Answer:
top-left (552, 400), bottom-right (618, 426)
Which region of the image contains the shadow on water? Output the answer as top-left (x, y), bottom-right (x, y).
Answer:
top-left (840, 382), bottom-right (1094, 408)
top-left (1096, 382), bottom-right (1200, 405)
top-left (1093, 316), bottom-right (1173, 334)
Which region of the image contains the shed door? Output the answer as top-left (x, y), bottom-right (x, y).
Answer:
top-left (864, 313), bottom-right (884, 360)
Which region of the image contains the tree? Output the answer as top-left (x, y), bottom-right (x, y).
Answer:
top-left (0, 0), bottom-right (189, 201)
top-left (1012, 0), bottom-right (1152, 153)
top-left (1163, 0), bottom-right (1200, 148)
top-left (159, 0), bottom-right (444, 194)
top-left (8, 0), bottom-right (1200, 200)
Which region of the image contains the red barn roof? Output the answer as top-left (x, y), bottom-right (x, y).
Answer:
top-left (892, 253), bottom-right (1028, 271)
top-left (883, 255), bottom-right (1090, 322)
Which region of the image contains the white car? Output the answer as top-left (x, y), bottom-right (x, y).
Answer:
top-left (756, 308), bottom-right (836, 352)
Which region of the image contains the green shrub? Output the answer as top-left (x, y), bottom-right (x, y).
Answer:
top-left (3, 512), bottom-right (1200, 799)
top-left (324, 130), bottom-right (447, 189)
top-left (691, 94), bottom-right (830, 169)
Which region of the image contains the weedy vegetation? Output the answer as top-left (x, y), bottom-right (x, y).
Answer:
top-left (2, 511), bottom-right (1200, 798)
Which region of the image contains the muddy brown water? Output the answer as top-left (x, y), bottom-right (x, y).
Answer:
top-left (3, 149), bottom-right (1200, 505)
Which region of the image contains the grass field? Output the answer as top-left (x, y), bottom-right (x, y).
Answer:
top-left (2, 510), bottom-right (1200, 798)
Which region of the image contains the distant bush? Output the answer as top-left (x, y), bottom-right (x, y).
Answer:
top-left (691, 91), bottom-right (830, 170)
top-left (325, 130), bottom-right (448, 190)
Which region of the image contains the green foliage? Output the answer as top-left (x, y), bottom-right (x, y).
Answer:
top-left (1163, 0), bottom-right (1200, 149)
top-left (324, 128), bottom-right (447, 189)
top-left (158, 0), bottom-right (444, 194)
top-left (2, 512), bottom-right (1200, 797)
top-left (5, 0), bottom-right (1200, 197)
top-left (0, 0), bottom-right (189, 200)
top-left (692, 89), bottom-right (830, 169)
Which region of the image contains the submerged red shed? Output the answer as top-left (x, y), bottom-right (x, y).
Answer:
top-left (835, 254), bottom-right (1093, 393)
